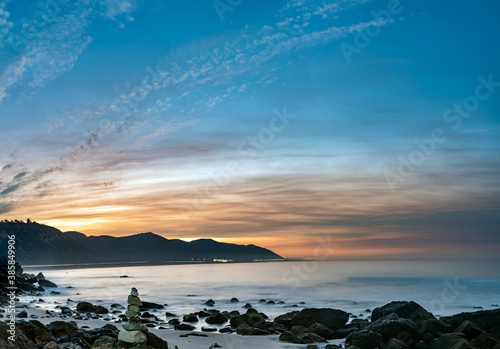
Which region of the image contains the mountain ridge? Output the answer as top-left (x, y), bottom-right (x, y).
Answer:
top-left (0, 221), bottom-right (283, 265)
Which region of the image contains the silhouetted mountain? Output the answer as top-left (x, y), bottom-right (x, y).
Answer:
top-left (0, 222), bottom-right (283, 265)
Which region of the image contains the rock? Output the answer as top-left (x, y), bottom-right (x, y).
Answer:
top-left (474, 331), bottom-right (499, 349)
top-left (205, 299), bottom-right (215, 306)
top-left (141, 301), bottom-right (164, 309)
top-left (144, 331), bottom-right (169, 349)
top-left (274, 311), bottom-right (300, 328)
top-left (76, 302), bottom-right (95, 313)
top-left (219, 327), bottom-right (235, 333)
top-left (95, 305), bottom-right (109, 314)
top-left (16, 320), bottom-right (55, 344)
top-left (117, 329), bottom-right (147, 343)
top-left (325, 345), bottom-right (341, 349)
top-left (290, 308), bottom-right (349, 330)
top-left (18, 310), bottom-right (28, 318)
top-left (371, 301), bottom-right (435, 326)
top-left (122, 323), bottom-right (149, 332)
top-left (243, 303), bottom-right (253, 308)
top-left (174, 323), bottom-right (196, 331)
top-left (231, 298), bottom-right (239, 303)
top-left (455, 320), bottom-right (483, 339)
top-left (38, 279), bottom-right (58, 288)
top-left (386, 338), bottom-right (409, 349)
top-left (279, 331), bottom-right (297, 342)
top-left (201, 326), bottom-right (217, 332)
top-left (91, 335), bottom-right (117, 349)
top-left (237, 324), bottom-right (270, 335)
top-left (183, 313), bottom-right (198, 322)
top-left (46, 321), bottom-right (82, 339)
top-left (441, 309), bottom-right (500, 337)
top-left (168, 319), bottom-right (180, 325)
top-left (198, 310), bottom-right (211, 317)
top-left (42, 342), bottom-right (62, 349)
top-left (419, 319), bottom-right (452, 336)
top-left (346, 330), bottom-right (383, 349)
top-left (206, 312), bottom-right (228, 324)
top-left (439, 332), bottom-right (473, 349)
top-left (306, 345), bottom-right (319, 349)
top-left (127, 295), bottom-right (142, 306)
top-left (308, 322), bottom-right (335, 339)
top-left (370, 316), bottom-right (423, 345)
top-left (296, 332), bottom-right (326, 344)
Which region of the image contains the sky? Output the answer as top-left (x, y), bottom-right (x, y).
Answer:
top-left (0, 0), bottom-right (499, 259)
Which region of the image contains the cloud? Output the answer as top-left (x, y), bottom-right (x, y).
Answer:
top-left (13, 171), bottom-right (26, 180)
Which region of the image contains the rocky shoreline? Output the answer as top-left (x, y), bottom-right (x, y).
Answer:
top-left (1, 262), bottom-right (500, 349)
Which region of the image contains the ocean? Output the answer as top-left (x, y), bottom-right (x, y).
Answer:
top-left (22, 260), bottom-right (500, 331)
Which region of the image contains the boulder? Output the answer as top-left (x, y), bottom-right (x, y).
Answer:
top-left (455, 320), bottom-right (483, 339)
top-left (371, 301), bottom-right (435, 326)
top-left (290, 308), bottom-right (349, 330)
top-left (91, 335), bottom-right (117, 349)
top-left (473, 331), bottom-right (499, 349)
top-left (95, 305), bottom-right (109, 314)
top-left (419, 319), bottom-right (452, 336)
top-left (76, 302), bottom-right (95, 313)
top-left (183, 314), bottom-right (198, 322)
top-left (38, 279), bottom-right (58, 288)
top-left (279, 331), bottom-right (298, 343)
top-left (441, 309), bottom-right (500, 337)
top-left (346, 330), bottom-right (383, 349)
top-left (141, 301), bottom-right (164, 309)
top-left (274, 311), bottom-right (300, 328)
top-left (174, 323), bottom-right (196, 331)
top-left (230, 298), bottom-right (239, 303)
top-left (236, 324), bottom-right (270, 335)
top-left (206, 312), bottom-right (228, 324)
top-left (439, 332), bottom-right (473, 349)
top-left (308, 322), bottom-right (335, 339)
top-left (370, 317), bottom-right (422, 346)
top-left (296, 332), bottom-right (326, 344)
top-left (144, 331), bottom-right (169, 349)
top-left (16, 320), bottom-right (55, 344)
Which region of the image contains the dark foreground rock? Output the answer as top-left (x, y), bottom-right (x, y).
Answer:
top-left (0, 320), bottom-right (168, 349)
top-left (441, 308), bottom-right (500, 337)
top-left (371, 301), bottom-right (436, 325)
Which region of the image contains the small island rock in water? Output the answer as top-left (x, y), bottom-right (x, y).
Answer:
top-left (118, 287), bottom-right (148, 343)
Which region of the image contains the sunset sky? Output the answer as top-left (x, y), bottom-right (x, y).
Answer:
top-left (1, 0), bottom-right (499, 259)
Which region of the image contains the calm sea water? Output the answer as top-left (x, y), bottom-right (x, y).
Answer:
top-left (23, 260), bottom-right (500, 329)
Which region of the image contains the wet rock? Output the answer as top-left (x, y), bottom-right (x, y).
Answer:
top-left (290, 308), bottom-right (349, 330)
top-left (204, 299), bottom-right (215, 306)
top-left (441, 309), bottom-right (500, 337)
top-left (371, 301), bottom-right (435, 326)
top-left (455, 320), bottom-right (483, 339)
top-left (308, 322), bottom-right (335, 340)
top-left (279, 331), bottom-right (297, 343)
top-left (346, 330), bottom-right (383, 349)
top-left (183, 313), bottom-right (198, 322)
top-left (174, 323), bottom-right (196, 331)
top-left (230, 298), bottom-right (239, 303)
top-left (206, 312), bottom-right (228, 324)
top-left (141, 301), bottom-right (164, 310)
top-left (38, 279), bottom-right (58, 288)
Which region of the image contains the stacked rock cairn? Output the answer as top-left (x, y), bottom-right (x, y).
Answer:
top-left (118, 287), bottom-right (148, 343)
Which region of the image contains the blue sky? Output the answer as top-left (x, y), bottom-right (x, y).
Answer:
top-left (0, 0), bottom-right (499, 258)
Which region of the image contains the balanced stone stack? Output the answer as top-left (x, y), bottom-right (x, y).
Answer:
top-left (118, 287), bottom-right (148, 343)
